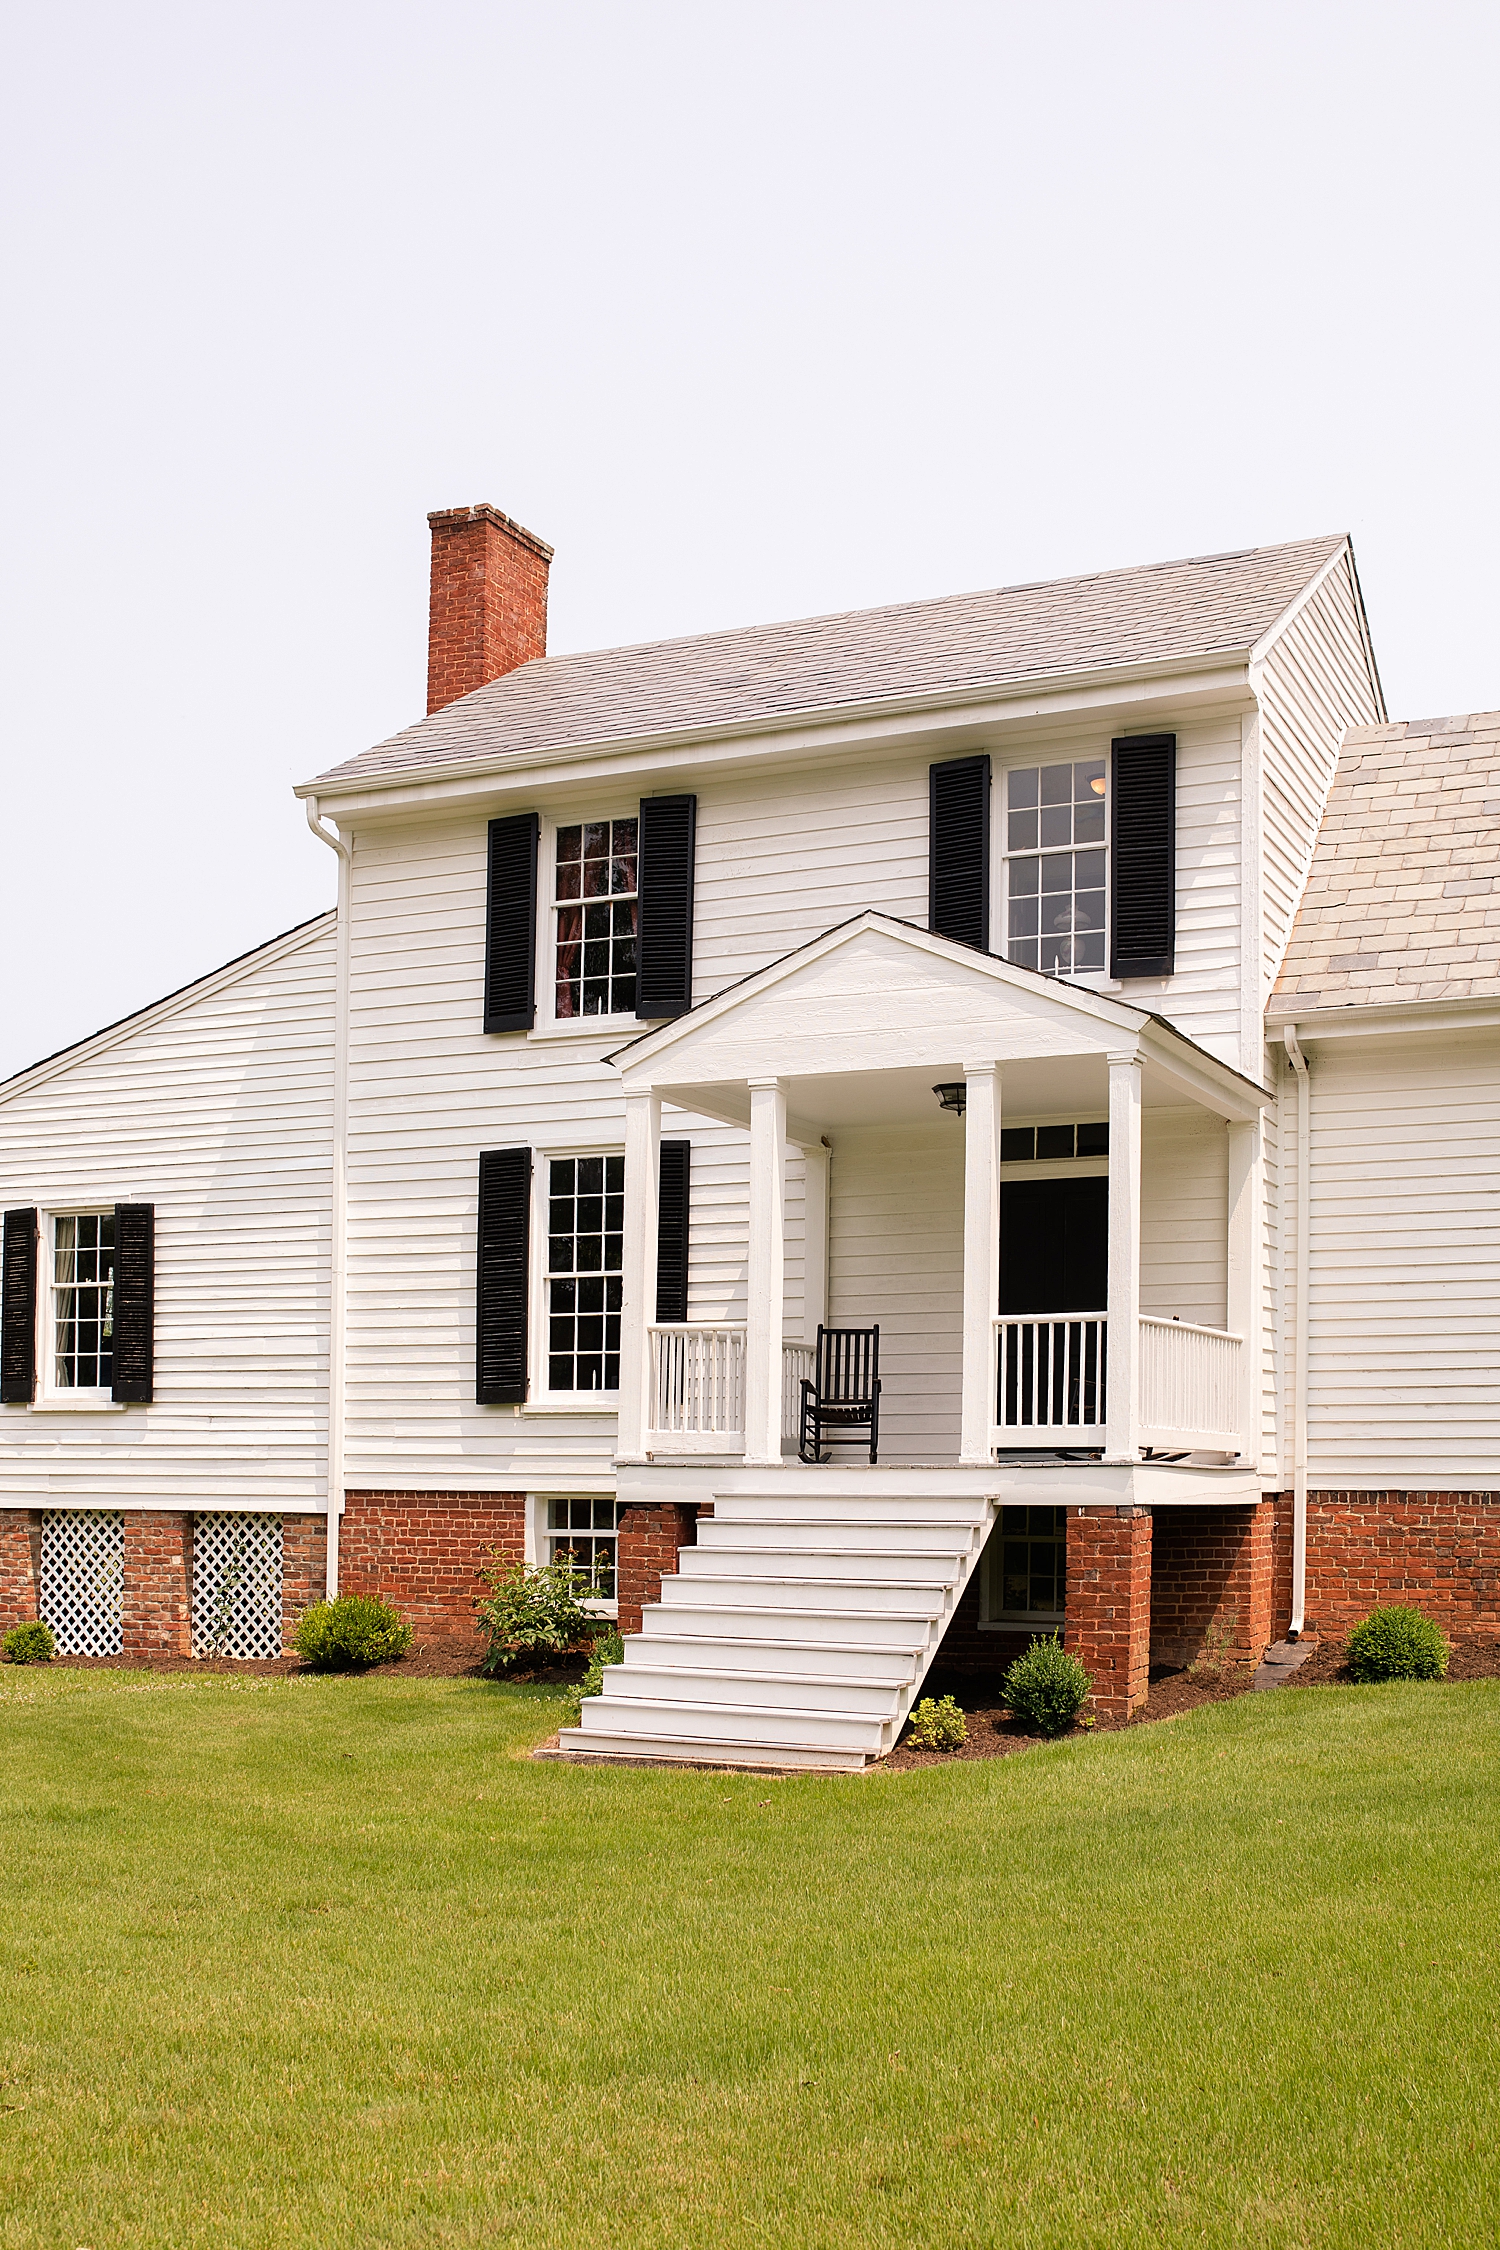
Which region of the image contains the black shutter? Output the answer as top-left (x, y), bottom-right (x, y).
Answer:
top-left (929, 755), bottom-right (991, 948)
top-left (656, 1140), bottom-right (691, 1324)
top-left (484, 812), bottom-right (539, 1032)
top-left (111, 1203), bottom-right (155, 1403)
top-left (1, 1208), bottom-right (37, 1405)
top-left (477, 1147), bottom-right (531, 1403)
top-left (1110, 734), bottom-right (1176, 977)
top-left (636, 793), bottom-right (697, 1018)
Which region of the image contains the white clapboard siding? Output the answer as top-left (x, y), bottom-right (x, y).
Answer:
top-left (1255, 555), bottom-right (1383, 999)
top-left (1140, 1107), bottom-right (1227, 1329)
top-left (1294, 1029), bottom-right (1500, 1485)
top-left (0, 917), bottom-right (337, 1513)
top-left (827, 1125), bottom-right (965, 1463)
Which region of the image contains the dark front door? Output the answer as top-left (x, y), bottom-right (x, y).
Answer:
top-left (999, 1176), bottom-right (1108, 1314)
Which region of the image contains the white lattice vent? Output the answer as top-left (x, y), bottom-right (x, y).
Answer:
top-left (40, 1510), bottom-right (125, 1655)
top-left (193, 1513), bottom-right (283, 1659)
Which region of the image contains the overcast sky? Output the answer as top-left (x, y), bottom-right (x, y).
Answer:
top-left (2, 0), bottom-right (1496, 1080)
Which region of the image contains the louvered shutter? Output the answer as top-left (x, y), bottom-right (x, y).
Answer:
top-left (477, 1147), bottom-right (531, 1403)
top-left (655, 1140), bottom-right (691, 1324)
top-left (636, 794), bottom-right (697, 1018)
top-left (929, 755), bottom-right (991, 948)
top-left (1110, 734), bottom-right (1176, 977)
top-left (483, 812), bottom-right (540, 1032)
top-left (1, 1207), bottom-right (37, 1404)
top-left (111, 1202), bottom-right (155, 1403)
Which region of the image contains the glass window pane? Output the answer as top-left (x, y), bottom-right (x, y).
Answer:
top-left (1000, 1128), bottom-right (1034, 1163)
top-left (1039, 803), bottom-right (1072, 849)
top-left (1035, 1125), bottom-right (1074, 1160)
top-left (1073, 800), bottom-right (1105, 844)
top-left (1008, 897), bottom-right (1040, 939)
top-left (1009, 856), bottom-right (1039, 897)
top-left (1075, 849), bottom-right (1105, 889)
top-left (1040, 763), bottom-right (1072, 805)
top-left (1008, 767), bottom-right (1039, 809)
top-left (1008, 809), bottom-right (1038, 852)
top-left (1075, 1122), bottom-right (1109, 1157)
top-left (1040, 853), bottom-right (1072, 894)
top-left (1078, 760), bottom-right (1105, 800)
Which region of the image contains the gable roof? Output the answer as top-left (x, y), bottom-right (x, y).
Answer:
top-left (1272, 712), bottom-right (1500, 1014)
top-left (303, 534), bottom-right (1348, 796)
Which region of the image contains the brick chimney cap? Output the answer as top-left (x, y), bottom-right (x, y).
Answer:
top-left (427, 503), bottom-right (554, 562)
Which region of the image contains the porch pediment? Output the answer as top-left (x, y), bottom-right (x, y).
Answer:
top-left (614, 913), bottom-right (1146, 1097)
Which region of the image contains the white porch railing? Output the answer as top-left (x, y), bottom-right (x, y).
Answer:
top-left (1138, 1316), bottom-right (1243, 1451)
top-left (648, 1324), bottom-right (745, 1451)
top-left (992, 1314), bottom-right (1107, 1438)
top-left (781, 1338), bottom-right (814, 1443)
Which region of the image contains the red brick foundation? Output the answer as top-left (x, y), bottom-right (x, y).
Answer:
top-left (281, 1513), bottom-right (328, 1645)
top-left (1271, 1491), bottom-right (1500, 1639)
top-left (1066, 1505), bottom-right (1152, 1719)
top-left (617, 1502), bottom-right (701, 1636)
top-left (339, 1491), bottom-right (525, 1648)
top-left (0, 1509), bottom-right (41, 1633)
top-left (1151, 1501), bottom-right (1273, 1670)
top-left (122, 1511), bottom-right (193, 1659)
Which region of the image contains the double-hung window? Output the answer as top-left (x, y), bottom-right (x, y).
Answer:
top-left (53, 1214), bottom-right (114, 1391)
top-left (554, 819), bottom-right (638, 1018)
top-left (546, 1155), bottom-right (624, 1393)
top-left (1004, 759), bottom-right (1106, 974)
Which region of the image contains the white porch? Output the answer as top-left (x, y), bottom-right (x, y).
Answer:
top-left (612, 914), bottom-right (1267, 1481)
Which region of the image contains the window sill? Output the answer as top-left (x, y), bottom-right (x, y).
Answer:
top-left (527, 1019), bottom-right (646, 1045)
top-left (980, 1615), bottom-right (1066, 1631)
top-left (522, 1399), bottom-right (620, 1416)
top-left (28, 1397), bottom-right (127, 1414)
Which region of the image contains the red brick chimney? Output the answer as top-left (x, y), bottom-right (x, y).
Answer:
top-left (426, 504), bottom-right (554, 715)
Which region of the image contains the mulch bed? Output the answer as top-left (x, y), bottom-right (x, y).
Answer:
top-left (880, 1659), bottom-right (1260, 1771)
top-left (1285, 1630), bottom-right (1500, 1689)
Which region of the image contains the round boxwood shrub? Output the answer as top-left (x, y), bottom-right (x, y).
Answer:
top-left (1346, 1604), bottom-right (1448, 1683)
top-left (2, 1620), bottom-right (55, 1665)
top-left (1004, 1633), bottom-right (1092, 1737)
top-left (294, 1595), bottom-right (412, 1671)
top-left (904, 1694), bottom-right (968, 1752)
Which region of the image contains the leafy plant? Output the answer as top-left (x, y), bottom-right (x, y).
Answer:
top-left (474, 1555), bottom-right (605, 1677)
top-left (562, 1628), bottom-right (625, 1726)
top-left (1004, 1633), bottom-right (1092, 1737)
top-left (2, 1621), bottom-right (56, 1665)
top-left (293, 1595), bottom-right (412, 1671)
top-left (904, 1695), bottom-right (968, 1752)
top-left (1346, 1605), bottom-right (1449, 1683)
top-left (1189, 1610), bottom-right (1239, 1679)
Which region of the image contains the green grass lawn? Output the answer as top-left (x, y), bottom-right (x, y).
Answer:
top-left (2, 1669), bottom-right (1497, 2249)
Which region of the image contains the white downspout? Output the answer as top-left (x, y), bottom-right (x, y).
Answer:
top-left (1282, 1024), bottom-right (1311, 1639)
top-left (306, 796), bottom-right (351, 1598)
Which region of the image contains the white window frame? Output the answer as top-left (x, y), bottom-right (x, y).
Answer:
top-left (980, 1503), bottom-right (1069, 1630)
top-left (30, 1205), bottom-right (125, 1412)
top-left (993, 749), bottom-right (1111, 985)
top-left (528, 1490), bottom-right (622, 1618)
top-left (528, 808), bottom-right (643, 1041)
top-left (525, 1145), bottom-right (625, 1411)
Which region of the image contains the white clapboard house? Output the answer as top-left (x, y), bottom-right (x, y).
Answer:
top-left (2, 504), bottom-right (1495, 1767)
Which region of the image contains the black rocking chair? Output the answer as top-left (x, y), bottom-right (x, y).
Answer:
top-left (799, 1324), bottom-right (881, 1465)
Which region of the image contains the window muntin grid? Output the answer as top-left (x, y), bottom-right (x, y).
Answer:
top-left (546, 1154), bottom-right (624, 1393)
top-left (554, 818), bottom-right (638, 1018)
top-left (1005, 759), bottom-right (1106, 975)
top-left (546, 1494), bottom-right (621, 1600)
top-left (992, 1504), bottom-right (1067, 1621)
top-left (53, 1214), bottom-right (114, 1390)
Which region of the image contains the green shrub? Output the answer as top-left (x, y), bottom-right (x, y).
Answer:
top-left (2, 1620), bottom-right (55, 1665)
top-left (474, 1555), bottom-right (604, 1677)
top-left (293, 1595), bottom-right (412, 1671)
top-left (562, 1628), bottom-right (625, 1726)
top-left (1346, 1605), bottom-right (1449, 1683)
top-left (904, 1695), bottom-right (968, 1752)
top-left (1004, 1633), bottom-right (1092, 1737)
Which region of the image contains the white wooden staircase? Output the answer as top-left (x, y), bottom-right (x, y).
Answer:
top-left (554, 1488), bottom-right (997, 1772)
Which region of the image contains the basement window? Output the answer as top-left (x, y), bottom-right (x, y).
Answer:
top-left (983, 1505), bottom-right (1067, 1626)
top-left (554, 819), bottom-right (638, 1018)
top-left (546, 1495), bottom-right (621, 1603)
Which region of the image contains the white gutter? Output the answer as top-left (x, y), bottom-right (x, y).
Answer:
top-left (1282, 1024), bottom-right (1311, 1638)
top-left (305, 796), bottom-right (351, 1598)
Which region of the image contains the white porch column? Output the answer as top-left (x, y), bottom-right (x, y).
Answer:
top-left (802, 1139), bottom-right (830, 1340)
top-left (744, 1077), bottom-right (787, 1465)
top-left (1104, 1051), bottom-right (1143, 1463)
top-left (1226, 1115), bottom-right (1262, 1464)
top-left (959, 1062), bottom-right (1002, 1464)
top-left (615, 1088), bottom-right (661, 1462)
